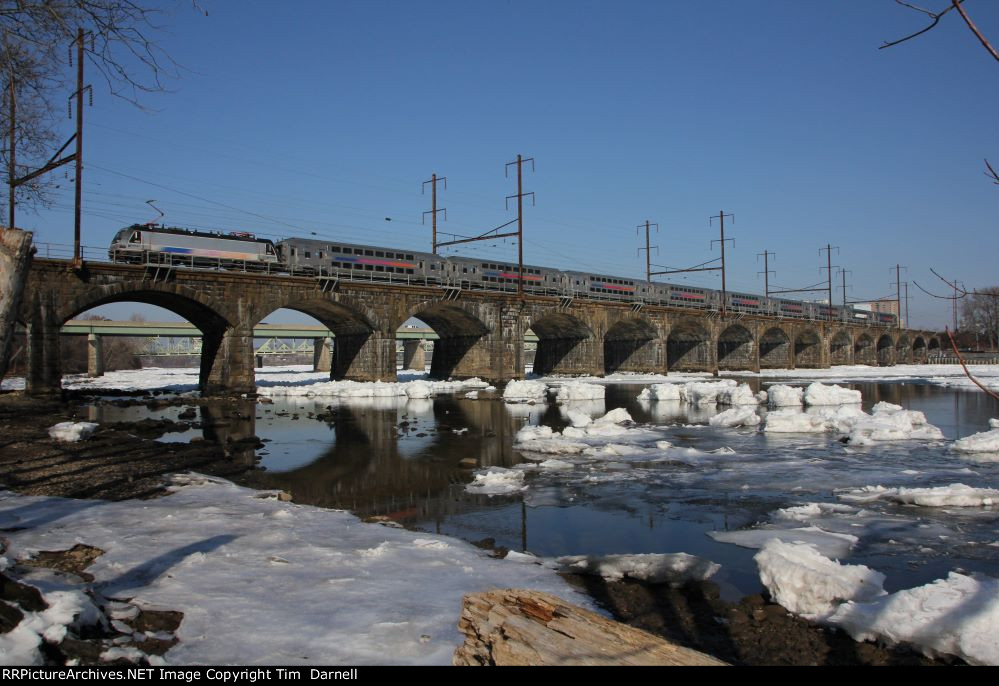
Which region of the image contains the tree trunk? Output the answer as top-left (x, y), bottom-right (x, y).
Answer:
top-left (0, 229), bottom-right (34, 384)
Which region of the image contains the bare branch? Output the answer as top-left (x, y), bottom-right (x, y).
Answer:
top-left (880, 1), bottom-right (959, 49)
top-left (986, 158), bottom-right (999, 184)
top-left (912, 280), bottom-right (962, 300)
top-left (951, 0), bottom-right (999, 62)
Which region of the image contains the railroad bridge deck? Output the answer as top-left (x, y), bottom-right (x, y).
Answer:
top-left (17, 259), bottom-right (940, 395)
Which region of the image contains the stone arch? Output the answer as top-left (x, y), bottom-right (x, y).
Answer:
top-left (877, 333), bottom-right (895, 366)
top-left (59, 281), bottom-right (235, 393)
top-left (254, 294), bottom-right (382, 381)
top-left (855, 333), bottom-right (876, 365)
top-left (404, 301), bottom-right (490, 380)
top-left (829, 329), bottom-right (853, 365)
top-left (529, 311), bottom-right (597, 376)
top-left (604, 316), bottom-right (660, 374)
top-left (912, 336), bottom-right (928, 362)
top-left (667, 319), bottom-right (711, 371)
top-left (794, 328), bottom-right (822, 368)
top-left (759, 327), bottom-right (791, 369)
top-left (895, 335), bottom-right (911, 365)
top-left (928, 337), bottom-right (941, 355)
top-left (717, 324), bottom-right (755, 370)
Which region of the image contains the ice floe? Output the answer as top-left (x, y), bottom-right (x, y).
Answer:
top-left (553, 381), bottom-right (605, 404)
top-left (754, 540), bottom-right (886, 619)
top-left (708, 406), bottom-right (761, 428)
top-left (952, 426), bottom-right (999, 457)
top-left (464, 467), bottom-right (527, 496)
top-left (556, 552), bottom-right (720, 586)
top-left (838, 483), bottom-right (999, 508)
top-left (502, 380), bottom-right (549, 403)
top-left (803, 382), bottom-right (862, 406)
top-left (767, 384), bottom-right (804, 407)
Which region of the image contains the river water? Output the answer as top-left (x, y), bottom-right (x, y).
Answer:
top-left (85, 370), bottom-right (999, 601)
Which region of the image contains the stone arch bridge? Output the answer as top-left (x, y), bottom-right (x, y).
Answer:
top-left (19, 260), bottom-right (941, 396)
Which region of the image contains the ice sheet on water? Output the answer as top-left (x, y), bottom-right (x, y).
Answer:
top-left (838, 483), bottom-right (999, 508)
top-left (755, 540), bottom-right (886, 620)
top-left (557, 552), bottom-right (720, 586)
top-left (709, 526), bottom-right (859, 559)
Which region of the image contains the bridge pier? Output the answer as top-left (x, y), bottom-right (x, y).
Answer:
top-left (334, 332), bottom-right (396, 382)
top-left (203, 326), bottom-right (257, 395)
top-left (313, 336), bottom-right (332, 372)
top-left (24, 296), bottom-right (62, 396)
top-left (402, 339), bottom-right (425, 371)
top-left (87, 333), bottom-right (104, 377)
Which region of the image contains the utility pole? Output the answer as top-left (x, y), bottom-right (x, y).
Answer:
top-left (637, 220), bottom-right (659, 283)
top-left (709, 211), bottom-right (735, 318)
top-left (757, 250), bottom-right (775, 297)
top-left (422, 173), bottom-right (447, 254)
top-left (904, 281), bottom-right (909, 329)
top-left (72, 27), bottom-right (84, 266)
top-left (839, 268), bottom-right (852, 308)
top-left (504, 154), bottom-right (535, 296)
top-left (891, 264), bottom-right (907, 331)
top-left (819, 244), bottom-right (840, 320)
top-left (953, 281), bottom-right (959, 333)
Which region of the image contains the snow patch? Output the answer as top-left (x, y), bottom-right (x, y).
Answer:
top-left (553, 382), bottom-right (605, 404)
top-left (803, 382), bottom-right (862, 406)
top-left (47, 422), bottom-right (99, 442)
top-left (502, 380), bottom-right (548, 403)
top-left (465, 468), bottom-right (527, 496)
top-left (708, 406), bottom-right (761, 428)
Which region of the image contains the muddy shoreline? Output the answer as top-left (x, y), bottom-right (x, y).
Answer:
top-left (0, 391), bottom-right (960, 666)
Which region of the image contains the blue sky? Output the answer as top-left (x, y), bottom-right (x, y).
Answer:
top-left (20, 0), bottom-right (999, 329)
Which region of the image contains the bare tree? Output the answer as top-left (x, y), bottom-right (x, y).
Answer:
top-left (882, 1), bottom-right (998, 184)
top-left (961, 286), bottom-right (999, 349)
top-left (1, 1), bottom-right (205, 214)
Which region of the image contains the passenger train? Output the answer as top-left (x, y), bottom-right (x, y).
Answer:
top-left (108, 224), bottom-right (898, 326)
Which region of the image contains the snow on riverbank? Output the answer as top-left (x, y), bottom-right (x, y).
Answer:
top-left (0, 474), bottom-right (591, 665)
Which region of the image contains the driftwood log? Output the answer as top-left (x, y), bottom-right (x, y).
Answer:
top-left (453, 589), bottom-right (727, 666)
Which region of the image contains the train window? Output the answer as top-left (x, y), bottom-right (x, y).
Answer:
top-left (407, 269), bottom-right (414, 274)
top-left (332, 246), bottom-right (341, 253)
top-left (376, 265), bottom-right (384, 272)
top-left (129, 232), bottom-right (140, 243)
top-left (291, 248), bottom-right (297, 257)
top-left (304, 251), bottom-right (311, 258)
top-left (318, 251), bottom-right (324, 259)
top-left (365, 264), bottom-right (373, 271)
top-left (376, 251), bottom-right (384, 257)
top-left (462, 267), bottom-right (467, 273)
top-left (406, 255), bottom-right (414, 260)
top-left (365, 250), bottom-right (374, 256)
